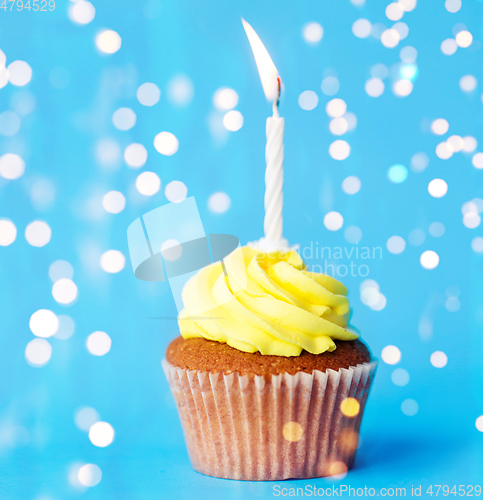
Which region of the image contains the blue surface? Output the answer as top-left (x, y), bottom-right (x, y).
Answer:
top-left (1, 0), bottom-right (483, 498)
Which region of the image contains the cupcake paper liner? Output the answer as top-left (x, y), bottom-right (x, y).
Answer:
top-left (162, 359), bottom-right (377, 481)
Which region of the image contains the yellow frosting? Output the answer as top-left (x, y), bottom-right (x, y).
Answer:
top-left (178, 246), bottom-right (358, 357)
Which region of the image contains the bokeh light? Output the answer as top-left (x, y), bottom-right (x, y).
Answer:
top-left (282, 421), bottom-right (303, 442)
top-left (154, 131), bottom-right (179, 155)
top-left (344, 112), bottom-right (357, 131)
top-left (25, 338), bottom-right (52, 367)
top-left (393, 79), bottom-right (413, 97)
top-left (371, 294), bottom-right (387, 311)
top-left (408, 229), bottom-right (425, 246)
top-left (0, 110), bottom-right (21, 136)
top-left (302, 22), bottom-right (323, 44)
top-left (95, 138), bottom-right (121, 169)
top-left (420, 250), bottom-right (440, 270)
top-left (0, 67), bottom-right (9, 89)
top-left (435, 142), bottom-right (452, 160)
top-left (462, 136), bottom-right (477, 152)
top-left (0, 218), bottom-right (17, 246)
top-left (100, 250), bottom-right (125, 273)
top-left (0, 153), bottom-right (25, 179)
top-left (429, 222), bottom-right (445, 238)
top-left (400, 46), bottom-right (417, 63)
top-left (431, 118), bottom-right (449, 135)
top-left (136, 171), bottom-right (161, 196)
top-left (472, 152), bottom-right (483, 169)
top-left (341, 176), bottom-right (361, 195)
top-left (370, 64), bottom-right (388, 80)
top-left (213, 88), bottom-right (238, 110)
top-left (400, 63), bottom-right (417, 80)
top-left (381, 29), bottom-right (400, 48)
top-left (399, 0), bottom-right (416, 10)
top-left (340, 398), bottom-right (360, 417)
top-left (55, 315), bottom-right (75, 340)
top-left (7, 61), bottom-right (32, 86)
top-left (321, 76), bottom-right (339, 96)
top-left (393, 22), bottom-right (409, 41)
top-left (381, 345), bottom-right (401, 365)
top-left (88, 421), bottom-right (115, 447)
top-left (401, 399), bottom-right (418, 416)
top-left (103, 191), bottom-right (126, 214)
top-left (360, 286), bottom-right (380, 307)
top-left (112, 108), bottom-right (136, 131)
top-left (136, 82), bottom-right (160, 106)
top-left (441, 38), bottom-right (458, 56)
top-left (391, 368), bottom-right (410, 386)
top-left (447, 135), bottom-right (463, 152)
top-left (445, 0), bottom-right (462, 13)
top-left (476, 416), bottom-right (483, 433)
top-left (326, 98), bottom-right (347, 117)
top-left (387, 164), bottom-right (408, 183)
top-left (386, 3), bottom-right (404, 21)
top-left (95, 29), bottom-right (122, 54)
top-left (161, 239), bottom-right (182, 261)
top-left (29, 309), bottom-right (59, 338)
top-left (329, 117), bottom-right (348, 135)
top-left (52, 279), bottom-right (78, 305)
top-left (329, 140), bottom-right (350, 160)
top-left (208, 192), bottom-right (231, 213)
top-left (352, 19), bottom-right (372, 39)
top-left (344, 226), bottom-right (362, 244)
top-left (445, 296), bottom-right (460, 312)
top-left (324, 211), bottom-right (343, 231)
top-left (223, 110), bottom-right (244, 131)
top-left (328, 461), bottom-right (348, 479)
top-left (463, 212), bottom-right (480, 229)
top-left (471, 237), bottom-right (483, 253)
top-left (460, 75), bottom-right (477, 93)
top-left (430, 351), bottom-right (448, 368)
top-left (428, 179), bottom-right (448, 198)
top-left (298, 90), bottom-right (318, 111)
top-left (166, 74), bottom-right (194, 107)
top-left (365, 78), bottom-right (384, 97)
top-left (387, 235), bottom-right (406, 254)
top-left (25, 221), bottom-right (51, 247)
top-left (78, 464), bottom-right (102, 487)
top-left (86, 331), bottom-right (112, 356)
top-left (165, 180), bottom-right (187, 203)
top-left (455, 30), bottom-right (473, 48)
top-left (410, 152), bottom-right (429, 172)
top-left (124, 143), bottom-right (147, 168)
top-left (49, 260), bottom-right (74, 282)
top-left (68, 1), bottom-right (95, 25)
top-left (75, 407), bottom-right (100, 432)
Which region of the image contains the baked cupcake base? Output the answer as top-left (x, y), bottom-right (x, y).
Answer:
top-left (164, 337), bottom-right (377, 481)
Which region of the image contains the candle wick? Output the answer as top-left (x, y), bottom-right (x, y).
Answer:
top-left (272, 76), bottom-right (281, 118)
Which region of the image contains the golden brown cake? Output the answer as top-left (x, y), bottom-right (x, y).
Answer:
top-left (167, 336), bottom-right (371, 377)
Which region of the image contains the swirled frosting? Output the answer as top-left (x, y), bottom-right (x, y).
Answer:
top-left (178, 246), bottom-right (358, 357)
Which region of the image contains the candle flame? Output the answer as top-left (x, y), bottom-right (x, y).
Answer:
top-left (242, 19), bottom-right (279, 101)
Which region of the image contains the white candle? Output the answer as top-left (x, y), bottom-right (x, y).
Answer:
top-left (242, 19), bottom-right (289, 251)
top-left (264, 77), bottom-right (284, 244)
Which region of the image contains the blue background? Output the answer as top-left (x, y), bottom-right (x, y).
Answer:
top-left (1, 0), bottom-right (482, 498)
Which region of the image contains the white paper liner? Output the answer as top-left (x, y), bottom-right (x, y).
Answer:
top-left (162, 359), bottom-right (377, 481)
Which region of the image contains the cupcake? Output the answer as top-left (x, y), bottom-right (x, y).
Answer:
top-left (163, 245), bottom-right (376, 480)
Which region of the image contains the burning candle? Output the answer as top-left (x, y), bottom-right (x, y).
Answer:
top-left (242, 19), bottom-right (289, 251)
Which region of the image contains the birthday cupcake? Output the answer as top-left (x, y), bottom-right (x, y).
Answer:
top-left (163, 245), bottom-right (377, 480)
